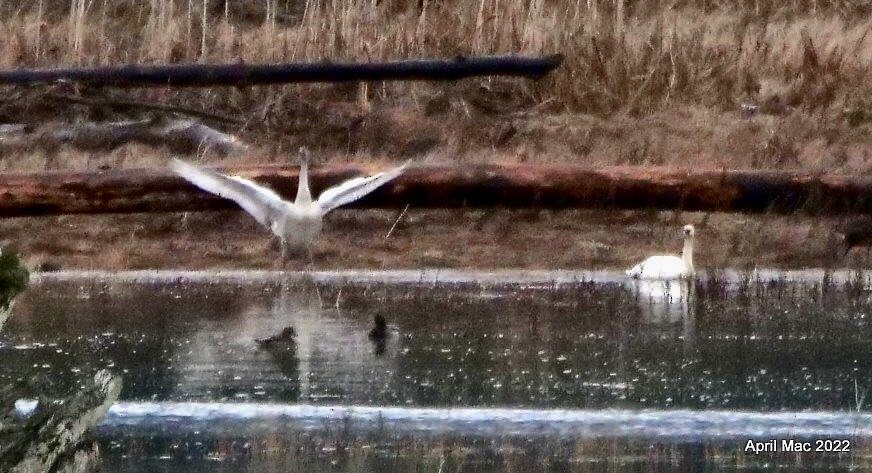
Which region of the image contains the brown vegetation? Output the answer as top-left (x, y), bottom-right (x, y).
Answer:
top-left (1, 209), bottom-right (864, 271)
top-left (0, 1), bottom-right (870, 269)
top-left (0, 0), bottom-right (872, 154)
top-left (0, 0), bottom-right (868, 166)
top-left (1, 0), bottom-right (870, 114)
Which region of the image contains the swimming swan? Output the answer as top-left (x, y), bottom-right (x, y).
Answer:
top-left (626, 224), bottom-right (695, 280)
top-left (171, 148), bottom-right (409, 263)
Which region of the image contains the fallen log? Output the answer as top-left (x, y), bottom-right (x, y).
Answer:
top-left (0, 119), bottom-right (247, 158)
top-left (0, 370), bottom-right (122, 473)
top-left (0, 55), bottom-right (564, 88)
top-left (0, 164), bottom-right (869, 216)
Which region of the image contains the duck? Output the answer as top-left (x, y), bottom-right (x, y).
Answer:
top-left (369, 314), bottom-right (388, 342)
top-left (369, 314), bottom-right (396, 355)
top-left (626, 224), bottom-right (696, 280)
top-left (171, 147), bottom-right (409, 264)
top-left (255, 326), bottom-right (297, 348)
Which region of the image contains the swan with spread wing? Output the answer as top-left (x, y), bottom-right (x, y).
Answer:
top-left (170, 148), bottom-right (408, 264)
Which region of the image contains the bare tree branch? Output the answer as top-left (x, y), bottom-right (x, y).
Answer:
top-left (0, 118), bottom-right (248, 157)
top-left (45, 92), bottom-right (244, 124)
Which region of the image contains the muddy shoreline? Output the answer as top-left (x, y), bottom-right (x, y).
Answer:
top-left (1, 209), bottom-right (863, 272)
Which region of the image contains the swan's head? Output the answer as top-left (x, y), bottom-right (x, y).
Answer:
top-left (682, 224), bottom-right (695, 238)
top-left (278, 326), bottom-right (297, 340)
top-left (297, 146), bottom-right (311, 165)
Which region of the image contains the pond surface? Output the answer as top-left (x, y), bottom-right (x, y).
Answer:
top-left (2, 270), bottom-right (872, 471)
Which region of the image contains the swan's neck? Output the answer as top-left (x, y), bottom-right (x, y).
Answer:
top-left (682, 236), bottom-right (694, 272)
top-left (295, 161), bottom-right (312, 204)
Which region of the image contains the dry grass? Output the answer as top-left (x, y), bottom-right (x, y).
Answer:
top-left (0, 209), bottom-right (863, 271)
top-left (0, 1), bottom-right (869, 117)
top-left (0, 1), bottom-right (868, 174)
top-left (1, 105), bottom-right (869, 176)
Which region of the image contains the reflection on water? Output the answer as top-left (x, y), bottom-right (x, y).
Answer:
top-left (625, 279), bottom-right (696, 352)
top-left (626, 279), bottom-right (694, 324)
top-left (4, 275), bottom-right (872, 409)
top-left (3, 272), bottom-right (872, 470)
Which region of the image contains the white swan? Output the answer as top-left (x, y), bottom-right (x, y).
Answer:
top-left (626, 224), bottom-right (695, 280)
top-left (170, 148), bottom-right (409, 263)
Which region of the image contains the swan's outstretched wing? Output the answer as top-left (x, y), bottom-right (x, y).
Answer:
top-left (316, 161), bottom-right (409, 214)
top-left (170, 159), bottom-right (287, 229)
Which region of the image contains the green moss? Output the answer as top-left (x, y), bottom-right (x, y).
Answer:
top-left (0, 249), bottom-right (29, 310)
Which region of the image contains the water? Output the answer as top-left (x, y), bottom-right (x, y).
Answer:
top-left (2, 270), bottom-right (872, 471)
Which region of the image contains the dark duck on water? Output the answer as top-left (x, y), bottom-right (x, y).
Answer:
top-left (369, 314), bottom-right (390, 355)
top-left (369, 314), bottom-right (387, 341)
top-left (256, 326), bottom-right (297, 348)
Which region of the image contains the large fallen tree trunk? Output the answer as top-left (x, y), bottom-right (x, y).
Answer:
top-left (0, 164), bottom-right (869, 216)
top-left (0, 55), bottom-right (564, 87)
